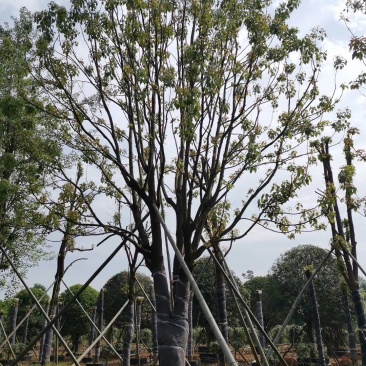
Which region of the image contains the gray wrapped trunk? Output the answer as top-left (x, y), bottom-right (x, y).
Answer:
top-left (150, 285), bottom-right (158, 364)
top-left (123, 298), bottom-right (135, 366)
top-left (215, 260), bottom-right (228, 366)
top-left (153, 269), bottom-right (189, 366)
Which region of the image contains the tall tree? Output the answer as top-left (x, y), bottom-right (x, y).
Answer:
top-left (192, 257), bottom-right (247, 342)
top-left (304, 266), bottom-right (326, 366)
top-left (243, 275), bottom-right (283, 332)
top-left (312, 127), bottom-right (366, 363)
top-left (15, 284), bottom-right (50, 343)
top-left (0, 8), bottom-right (61, 295)
top-left (101, 266), bottom-right (152, 366)
top-left (40, 163), bottom-right (94, 365)
top-left (102, 271), bottom-right (152, 331)
top-left (34, 0), bottom-right (341, 364)
top-left (269, 245), bottom-right (346, 349)
top-left (59, 284), bottom-right (99, 354)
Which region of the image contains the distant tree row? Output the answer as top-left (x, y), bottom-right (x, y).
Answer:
top-left (1, 245), bottom-right (363, 356)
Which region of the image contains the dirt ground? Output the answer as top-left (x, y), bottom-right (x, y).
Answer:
top-left (3, 346), bottom-right (357, 366)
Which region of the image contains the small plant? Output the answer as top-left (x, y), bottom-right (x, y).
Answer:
top-left (229, 327), bottom-right (246, 354)
top-left (209, 341), bottom-right (220, 354)
top-left (193, 326), bottom-right (203, 343)
top-left (269, 325), bottom-right (290, 344)
top-left (3, 342), bottom-right (26, 357)
top-left (296, 343), bottom-right (317, 359)
top-left (100, 346), bottom-right (114, 363)
top-left (268, 353), bottom-right (280, 366)
top-left (140, 328), bottom-right (152, 348)
top-left (288, 325), bottom-right (304, 344)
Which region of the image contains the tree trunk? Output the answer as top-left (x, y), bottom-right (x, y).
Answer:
top-left (317, 137), bottom-right (365, 363)
top-left (187, 293), bottom-right (193, 360)
top-left (351, 289), bottom-right (366, 365)
top-left (41, 305), bottom-right (56, 365)
top-left (215, 259), bottom-right (228, 366)
top-left (23, 312), bottom-right (30, 344)
top-left (154, 269), bottom-right (189, 366)
top-left (9, 298), bottom-right (19, 345)
top-left (136, 297), bottom-right (143, 362)
top-left (74, 333), bottom-right (80, 354)
top-left (88, 307), bottom-right (97, 359)
top-left (39, 300), bottom-right (50, 362)
top-left (341, 285), bottom-right (357, 365)
top-left (150, 285), bottom-right (158, 364)
top-left (54, 302), bottom-right (61, 364)
top-left (255, 290), bottom-right (266, 349)
top-left (94, 288), bottom-right (104, 363)
top-left (123, 296), bottom-right (135, 366)
top-left (305, 269), bottom-right (326, 366)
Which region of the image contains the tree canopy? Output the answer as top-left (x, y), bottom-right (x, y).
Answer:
top-left (15, 284), bottom-right (50, 343)
top-left (60, 284), bottom-right (99, 353)
top-left (30, 1), bottom-right (346, 363)
top-left (269, 244), bottom-right (346, 348)
top-left (192, 257), bottom-right (247, 339)
top-left (102, 271), bottom-right (152, 331)
top-left (32, 0), bottom-right (337, 272)
top-left (0, 0), bottom-right (358, 364)
top-left (0, 8), bottom-right (62, 294)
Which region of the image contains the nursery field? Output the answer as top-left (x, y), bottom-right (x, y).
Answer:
top-left (0, 344), bottom-right (358, 366)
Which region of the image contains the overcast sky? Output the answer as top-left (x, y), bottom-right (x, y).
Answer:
top-left (0, 0), bottom-right (366, 298)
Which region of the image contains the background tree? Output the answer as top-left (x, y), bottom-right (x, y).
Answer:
top-left (304, 266), bottom-right (326, 365)
top-left (192, 257), bottom-right (248, 344)
top-left (343, 0), bottom-right (366, 89)
top-left (269, 245), bottom-right (347, 350)
top-left (0, 8), bottom-right (62, 295)
top-left (15, 284), bottom-right (50, 343)
top-left (40, 162), bottom-right (97, 365)
top-left (312, 127), bottom-right (366, 363)
top-left (102, 271), bottom-right (152, 337)
top-left (243, 275), bottom-right (284, 332)
top-left (34, 0), bottom-right (341, 363)
top-left (60, 284), bottom-right (99, 354)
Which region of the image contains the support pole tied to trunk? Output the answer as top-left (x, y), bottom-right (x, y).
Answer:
top-left (152, 204), bottom-right (238, 366)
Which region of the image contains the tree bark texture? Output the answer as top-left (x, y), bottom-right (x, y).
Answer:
top-left (94, 288), bottom-right (104, 363)
top-left (136, 297), bottom-right (143, 355)
top-left (154, 270), bottom-right (189, 366)
top-left (39, 300), bottom-right (50, 362)
top-left (215, 261), bottom-right (228, 366)
top-left (9, 298), bottom-right (18, 345)
top-left (23, 313), bottom-right (29, 344)
top-left (255, 290), bottom-right (266, 349)
top-left (150, 285), bottom-right (158, 364)
top-left (341, 287), bottom-right (357, 364)
top-left (123, 298), bottom-right (135, 366)
top-left (351, 289), bottom-right (366, 365)
top-left (187, 294), bottom-right (193, 360)
top-left (306, 274), bottom-right (326, 366)
top-left (41, 305), bottom-right (56, 365)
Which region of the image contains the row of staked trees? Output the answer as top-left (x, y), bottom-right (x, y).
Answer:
top-left (0, 246), bottom-right (362, 363)
top-left (1, 0), bottom-right (366, 365)
top-left (0, 273), bottom-right (152, 357)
